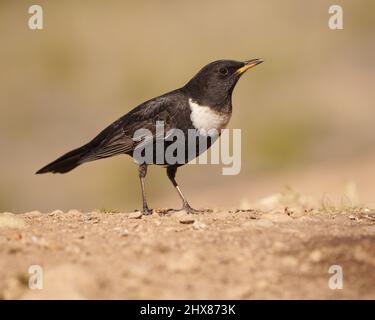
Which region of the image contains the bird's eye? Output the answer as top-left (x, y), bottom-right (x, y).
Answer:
top-left (219, 67), bottom-right (228, 75)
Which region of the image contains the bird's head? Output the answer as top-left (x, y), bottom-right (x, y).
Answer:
top-left (184, 59), bottom-right (263, 107)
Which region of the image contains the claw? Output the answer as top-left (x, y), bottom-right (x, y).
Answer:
top-left (142, 208), bottom-right (153, 215)
top-left (183, 203), bottom-right (211, 214)
top-left (156, 205), bottom-right (211, 215)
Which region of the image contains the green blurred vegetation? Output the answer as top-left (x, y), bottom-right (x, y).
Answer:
top-left (0, 0), bottom-right (374, 212)
top-left (250, 116), bottom-right (317, 170)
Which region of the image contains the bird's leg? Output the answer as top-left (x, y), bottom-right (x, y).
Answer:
top-left (138, 164), bottom-right (152, 215)
top-left (166, 166), bottom-right (204, 214)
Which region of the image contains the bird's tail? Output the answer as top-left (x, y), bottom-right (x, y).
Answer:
top-left (36, 144), bottom-right (91, 174)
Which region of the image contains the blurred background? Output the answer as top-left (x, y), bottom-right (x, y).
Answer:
top-left (0, 0), bottom-right (374, 213)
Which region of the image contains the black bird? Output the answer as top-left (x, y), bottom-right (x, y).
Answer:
top-left (36, 59), bottom-right (263, 214)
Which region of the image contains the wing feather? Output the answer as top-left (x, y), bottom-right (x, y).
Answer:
top-left (82, 93), bottom-right (185, 162)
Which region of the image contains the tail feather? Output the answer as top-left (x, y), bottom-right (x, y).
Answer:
top-left (36, 119), bottom-right (133, 175)
top-left (36, 144), bottom-right (90, 174)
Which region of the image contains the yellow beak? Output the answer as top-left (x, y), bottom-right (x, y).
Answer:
top-left (236, 58), bottom-right (263, 75)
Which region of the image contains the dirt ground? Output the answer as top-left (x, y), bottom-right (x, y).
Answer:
top-left (1, 198), bottom-right (375, 300)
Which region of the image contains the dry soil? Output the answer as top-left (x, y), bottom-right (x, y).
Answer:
top-left (1, 204), bottom-right (375, 300)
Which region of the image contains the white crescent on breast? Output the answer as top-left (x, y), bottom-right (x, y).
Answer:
top-left (189, 98), bottom-right (231, 135)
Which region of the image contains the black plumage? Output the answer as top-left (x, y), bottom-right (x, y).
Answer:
top-left (37, 59), bottom-right (263, 214)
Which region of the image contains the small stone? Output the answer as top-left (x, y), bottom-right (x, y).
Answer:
top-left (87, 216), bottom-right (100, 223)
top-left (50, 210), bottom-right (64, 216)
top-left (128, 212), bottom-right (143, 219)
top-left (348, 215), bottom-right (356, 220)
top-left (179, 218), bottom-right (195, 224)
top-left (288, 209), bottom-right (306, 218)
top-left (154, 208), bottom-right (167, 214)
top-left (192, 221), bottom-right (207, 230)
top-left (121, 230), bottom-right (129, 237)
top-left (117, 228), bottom-right (130, 237)
top-left (25, 211), bottom-right (42, 217)
top-left (30, 235), bottom-right (50, 248)
top-left (67, 209), bottom-right (81, 216)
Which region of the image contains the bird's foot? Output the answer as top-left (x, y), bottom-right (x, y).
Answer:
top-left (163, 208), bottom-right (180, 214)
top-left (142, 207), bottom-right (153, 215)
top-left (159, 204), bottom-right (212, 215)
top-left (183, 203), bottom-right (208, 214)
top-left (179, 202), bottom-right (212, 214)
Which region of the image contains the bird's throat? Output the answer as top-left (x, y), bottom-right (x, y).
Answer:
top-left (189, 98), bottom-right (231, 135)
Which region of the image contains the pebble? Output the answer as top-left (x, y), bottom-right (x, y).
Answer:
top-left (87, 216), bottom-right (100, 223)
top-left (50, 210), bottom-right (64, 216)
top-left (179, 218), bottom-right (195, 224)
top-left (192, 221), bottom-right (207, 230)
top-left (30, 235), bottom-right (50, 248)
top-left (25, 211), bottom-right (42, 217)
top-left (128, 212), bottom-right (143, 219)
top-left (288, 209), bottom-right (306, 218)
top-left (153, 220), bottom-right (162, 226)
top-left (67, 209), bottom-right (81, 215)
top-left (121, 229), bottom-right (130, 237)
top-left (114, 227), bottom-right (130, 237)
